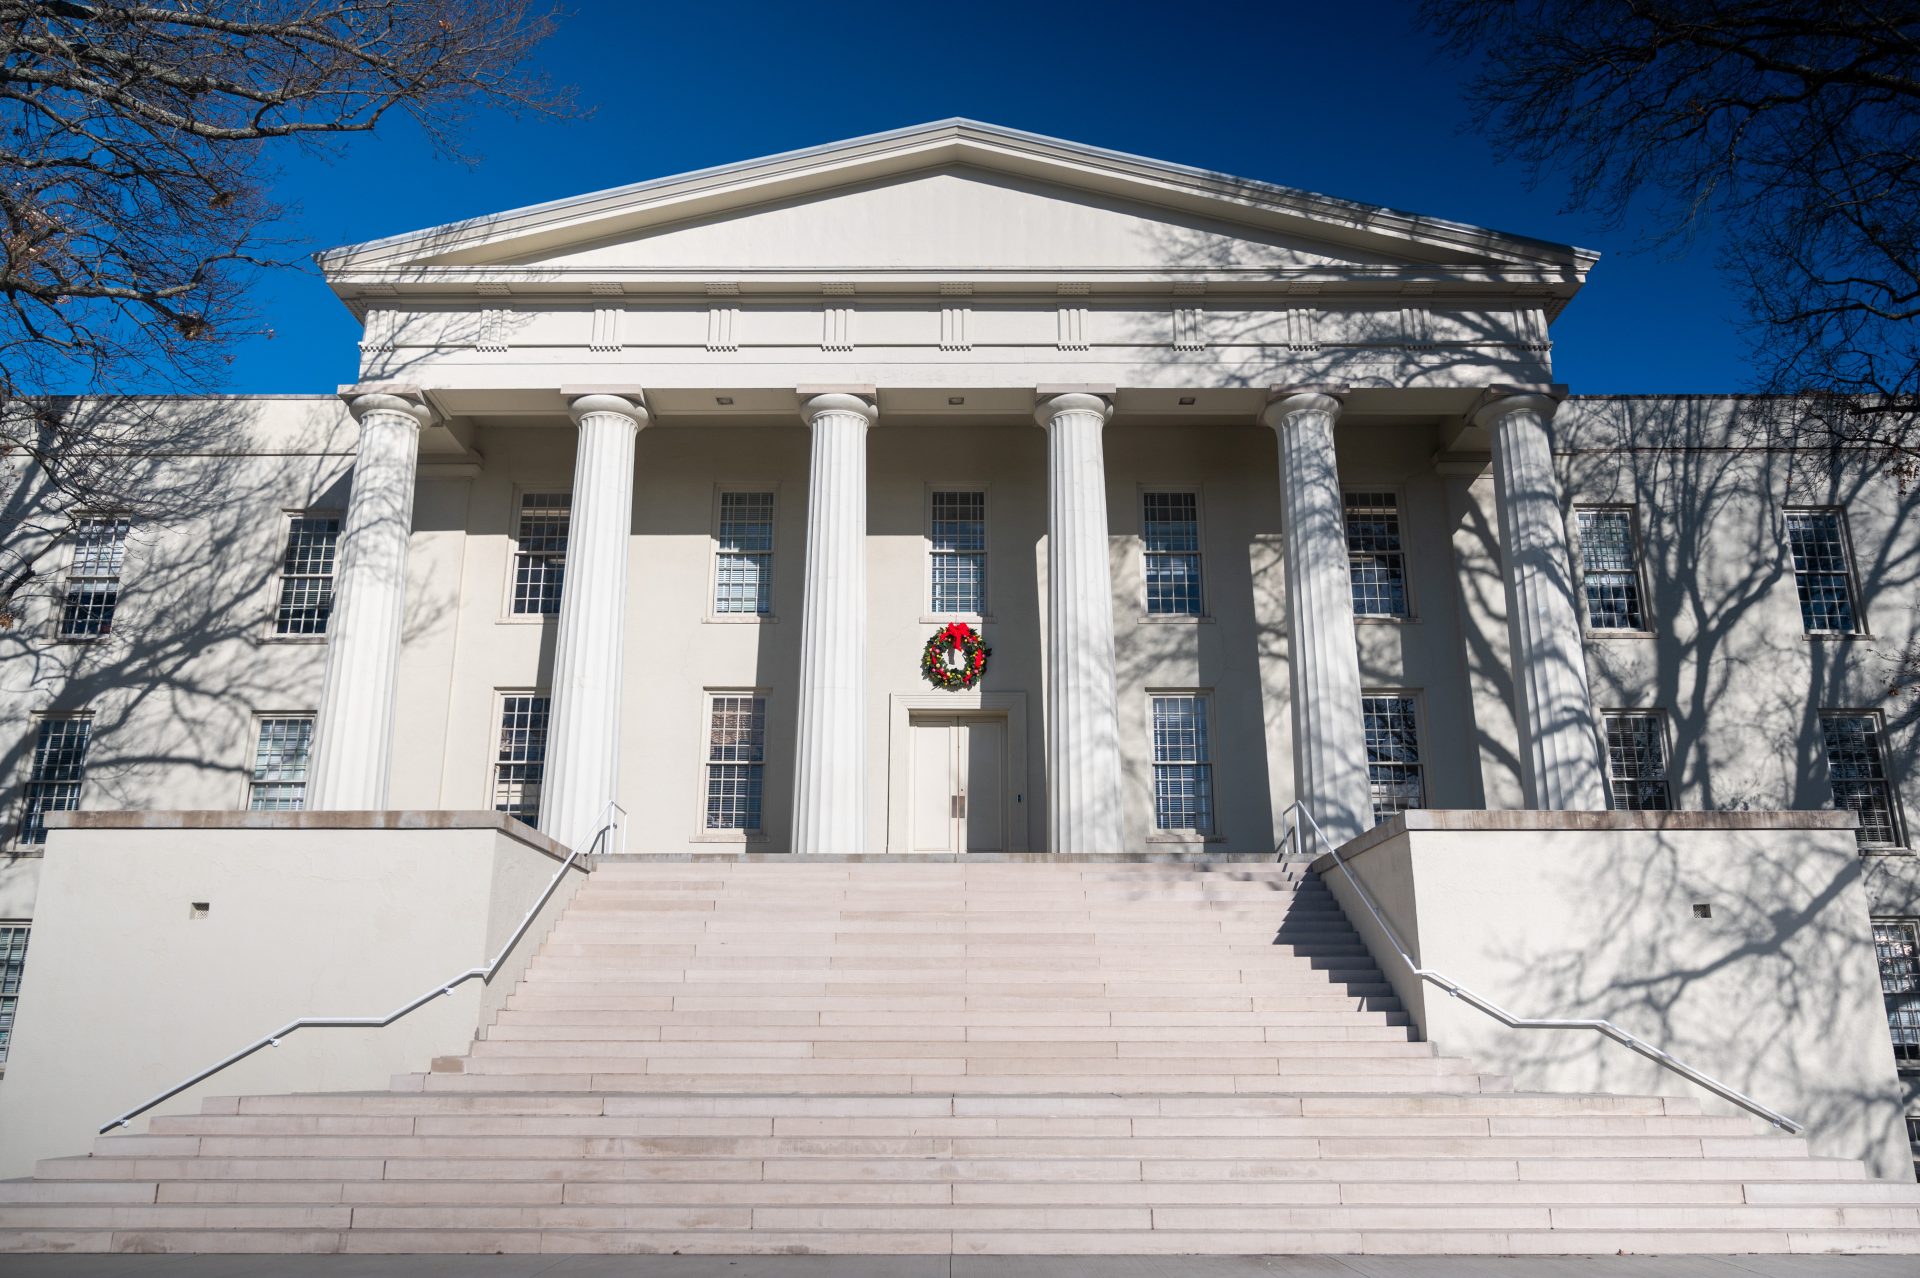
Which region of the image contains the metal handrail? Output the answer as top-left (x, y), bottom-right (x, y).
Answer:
top-left (100, 800), bottom-right (626, 1134)
top-left (1275, 801), bottom-right (1804, 1134)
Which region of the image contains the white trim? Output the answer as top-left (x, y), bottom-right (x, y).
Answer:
top-left (693, 687), bottom-right (772, 843)
top-left (705, 483), bottom-right (781, 624)
top-left (498, 482), bottom-right (573, 624)
top-left (885, 691), bottom-right (1028, 854)
top-left (923, 482), bottom-right (992, 622)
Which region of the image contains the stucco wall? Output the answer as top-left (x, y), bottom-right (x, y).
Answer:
top-left (1315, 811), bottom-right (1911, 1178)
top-left (0, 812), bottom-right (586, 1178)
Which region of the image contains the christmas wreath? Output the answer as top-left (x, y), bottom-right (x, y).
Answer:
top-left (921, 621), bottom-right (991, 691)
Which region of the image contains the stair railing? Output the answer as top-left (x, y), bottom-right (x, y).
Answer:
top-left (1275, 801), bottom-right (1803, 1134)
top-left (99, 800), bottom-right (626, 1134)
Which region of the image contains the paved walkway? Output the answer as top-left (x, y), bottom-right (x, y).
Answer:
top-left (2, 1257), bottom-right (1915, 1277)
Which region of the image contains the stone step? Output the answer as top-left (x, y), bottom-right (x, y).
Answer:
top-left (481, 1020), bottom-right (1418, 1043)
top-left (406, 1072), bottom-right (1508, 1095)
top-left (499, 995), bottom-right (1410, 1013)
top-left (452, 1053), bottom-right (1474, 1076)
top-left (464, 1039), bottom-right (1440, 1059)
top-left (488, 1007), bottom-right (1417, 1027)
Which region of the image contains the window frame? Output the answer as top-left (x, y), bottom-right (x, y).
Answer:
top-left (1145, 689), bottom-right (1221, 842)
top-left (694, 688), bottom-right (771, 842)
top-left (0, 920), bottom-right (28, 1070)
top-left (13, 712), bottom-right (92, 850)
top-left (1138, 485), bottom-right (1209, 622)
top-left (53, 514), bottom-right (132, 642)
top-left (1819, 710), bottom-right (1907, 850)
top-left (1872, 917), bottom-right (1920, 1073)
top-left (244, 713), bottom-right (315, 811)
top-left (706, 483), bottom-right (780, 623)
top-left (499, 484), bottom-right (572, 621)
top-left (1361, 690), bottom-right (1427, 828)
top-left (1573, 505), bottom-right (1653, 635)
top-left (1600, 709), bottom-right (1674, 811)
top-left (489, 689), bottom-right (551, 830)
top-left (1785, 507), bottom-right (1868, 637)
top-left (1343, 488), bottom-right (1415, 622)
top-left (923, 483), bottom-right (992, 622)
top-left (266, 508), bottom-right (342, 642)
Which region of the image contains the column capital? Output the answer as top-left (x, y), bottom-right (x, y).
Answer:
top-left (1034, 387), bottom-right (1114, 427)
top-left (340, 384), bottom-right (436, 429)
top-left (798, 388), bottom-right (878, 426)
top-left (564, 387), bottom-right (649, 428)
top-left (1260, 385), bottom-right (1348, 428)
top-left (1470, 383), bottom-right (1568, 430)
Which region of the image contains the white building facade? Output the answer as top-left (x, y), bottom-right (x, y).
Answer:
top-left (2, 122), bottom-right (1918, 1179)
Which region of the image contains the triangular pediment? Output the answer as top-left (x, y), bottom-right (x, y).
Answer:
top-left (319, 120), bottom-right (1595, 296)
top-left (468, 166), bottom-right (1425, 273)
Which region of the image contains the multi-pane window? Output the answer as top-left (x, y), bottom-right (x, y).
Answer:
top-left (1874, 919), bottom-right (1920, 1069)
top-left (1603, 712), bottom-right (1672, 811)
top-left (1362, 695), bottom-right (1424, 825)
top-left (58, 517), bottom-right (130, 638)
top-left (0, 924), bottom-right (26, 1066)
top-left (1345, 492), bottom-right (1408, 618)
top-left (1787, 510), bottom-right (1860, 634)
top-left (1821, 713), bottom-right (1903, 848)
top-left (714, 492), bottom-right (775, 615)
top-left (1577, 509), bottom-right (1647, 631)
top-left (17, 716), bottom-right (90, 846)
top-left (1907, 1114), bottom-right (1920, 1183)
top-left (929, 490), bottom-right (987, 615)
top-left (274, 514), bottom-right (340, 635)
top-left (510, 492), bottom-right (570, 615)
top-left (1143, 492), bottom-right (1204, 616)
top-left (705, 694), bottom-right (766, 831)
top-left (493, 694), bottom-right (550, 828)
top-left (247, 717), bottom-right (313, 811)
top-left (1150, 694), bottom-right (1214, 834)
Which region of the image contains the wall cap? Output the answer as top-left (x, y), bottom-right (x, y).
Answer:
top-left (45, 809), bottom-right (572, 862)
top-left (1314, 807), bottom-right (1860, 867)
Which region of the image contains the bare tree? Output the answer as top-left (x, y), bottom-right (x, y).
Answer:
top-left (0, 0), bottom-right (574, 624)
top-left (1420, 1), bottom-right (1920, 471)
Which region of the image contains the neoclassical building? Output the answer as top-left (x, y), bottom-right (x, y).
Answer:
top-left (1, 123), bottom-right (1918, 1250)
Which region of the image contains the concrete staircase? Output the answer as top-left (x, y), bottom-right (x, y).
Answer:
top-left (4, 856), bottom-right (1919, 1255)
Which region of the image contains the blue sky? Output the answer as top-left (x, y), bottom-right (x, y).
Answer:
top-left (220, 0), bottom-right (1746, 395)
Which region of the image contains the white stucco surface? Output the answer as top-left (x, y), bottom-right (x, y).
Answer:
top-left (1314, 811), bottom-right (1911, 1177)
top-left (0, 813), bottom-right (585, 1178)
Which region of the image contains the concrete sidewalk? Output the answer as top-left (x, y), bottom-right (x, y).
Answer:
top-left (1, 1256), bottom-right (1915, 1277)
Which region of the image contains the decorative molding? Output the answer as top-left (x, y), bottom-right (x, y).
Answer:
top-left (1285, 281), bottom-right (1322, 296)
top-left (705, 281), bottom-right (740, 296)
top-left (589, 307), bottom-right (624, 353)
top-left (940, 306), bottom-right (971, 352)
top-left (822, 306), bottom-right (854, 352)
top-left (821, 282), bottom-right (856, 296)
top-left (1172, 281), bottom-right (1207, 296)
top-left (588, 282), bottom-right (624, 296)
top-left (1402, 305), bottom-right (1435, 349)
top-left (1056, 306), bottom-right (1089, 352)
top-left (358, 309), bottom-right (398, 352)
top-left (358, 282), bottom-right (398, 297)
top-left (1173, 307), bottom-right (1207, 352)
top-left (475, 282), bottom-right (512, 297)
top-left (1056, 282), bottom-right (1091, 296)
top-left (1284, 306), bottom-right (1320, 352)
top-left (477, 309), bottom-right (511, 352)
top-left (939, 282), bottom-right (973, 296)
top-left (706, 307), bottom-right (739, 353)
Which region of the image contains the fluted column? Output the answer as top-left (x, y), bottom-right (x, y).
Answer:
top-left (1035, 389), bottom-right (1125, 854)
top-left (540, 389), bottom-right (647, 852)
top-left (1263, 388), bottom-right (1373, 848)
top-left (308, 387), bottom-right (434, 809)
top-left (1477, 388), bottom-right (1608, 810)
top-left (791, 390), bottom-right (877, 854)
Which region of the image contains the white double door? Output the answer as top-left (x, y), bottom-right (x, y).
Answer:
top-left (909, 714), bottom-right (1007, 853)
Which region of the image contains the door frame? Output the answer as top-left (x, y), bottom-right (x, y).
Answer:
top-left (886, 690), bottom-right (1028, 854)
